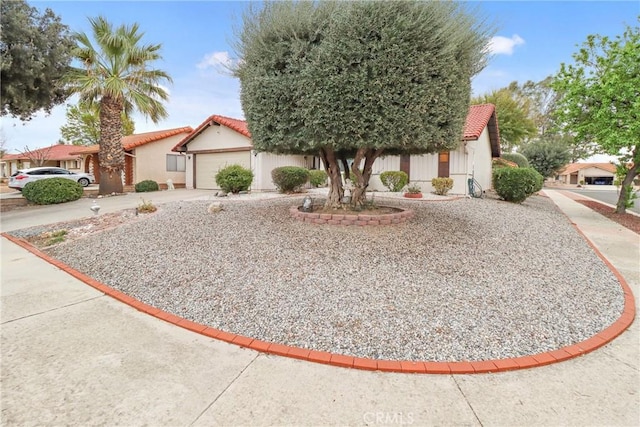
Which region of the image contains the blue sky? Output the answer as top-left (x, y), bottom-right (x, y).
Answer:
top-left (2, 1), bottom-right (638, 158)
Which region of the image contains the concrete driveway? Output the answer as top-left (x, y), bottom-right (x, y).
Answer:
top-left (1, 189), bottom-right (638, 426)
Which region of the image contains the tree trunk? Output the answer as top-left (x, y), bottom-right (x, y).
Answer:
top-left (350, 148), bottom-right (383, 208)
top-left (98, 95), bottom-right (125, 195)
top-left (320, 147), bottom-right (344, 209)
top-left (616, 161), bottom-right (639, 214)
top-left (340, 156), bottom-right (351, 183)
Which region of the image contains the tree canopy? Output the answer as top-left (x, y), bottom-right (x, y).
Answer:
top-left (519, 136), bottom-right (571, 178)
top-left (472, 86), bottom-right (536, 152)
top-left (234, 1), bottom-right (493, 207)
top-left (65, 16), bottom-right (171, 194)
top-left (1, 0), bottom-right (75, 120)
top-left (60, 101), bottom-right (135, 146)
top-left (553, 19), bottom-right (639, 213)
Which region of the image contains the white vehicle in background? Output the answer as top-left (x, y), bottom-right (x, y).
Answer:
top-left (9, 167), bottom-right (95, 190)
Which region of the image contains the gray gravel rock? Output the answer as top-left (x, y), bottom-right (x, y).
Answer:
top-left (40, 195), bottom-right (624, 362)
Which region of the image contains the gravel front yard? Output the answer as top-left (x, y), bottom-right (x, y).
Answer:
top-left (29, 194), bottom-right (624, 362)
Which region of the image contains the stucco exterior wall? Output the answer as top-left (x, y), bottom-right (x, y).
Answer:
top-left (467, 126), bottom-right (493, 193)
top-left (184, 125), bottom-right (252, 152)
top-left (132, 133), bottom-right (188, 185)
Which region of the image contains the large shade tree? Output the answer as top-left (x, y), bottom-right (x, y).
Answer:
top-left (65, 17), bottom-right (171, 194)
top-left (553, 21), bottom-right (639, 213)
top-left (234, 1), bottom-right (493, 208)
top-left (1, 0), bottom-right (74, 120)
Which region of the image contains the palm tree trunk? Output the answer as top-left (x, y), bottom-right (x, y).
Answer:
top-left (99, 95), bottom-right (125, 194)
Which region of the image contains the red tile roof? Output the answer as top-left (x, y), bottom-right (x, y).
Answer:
top-left (464, 103), bottom-right (500, 157)
top-left (1, 144), bottom-right (85, 161)
top-left (172, 107), bottom-right (501, 156)
top-left (69, 127), bottom-right (193, 155)
top-left (172, 115), bottom-right (250, 152)
top-left (559, 162), bottom-right (617, 175)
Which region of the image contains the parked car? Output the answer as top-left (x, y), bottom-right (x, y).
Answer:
top-left (8, 167), bottom-right (95, 190)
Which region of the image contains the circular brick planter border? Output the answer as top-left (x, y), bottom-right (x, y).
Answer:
top-left (289, 206), bottom-right (414, 226)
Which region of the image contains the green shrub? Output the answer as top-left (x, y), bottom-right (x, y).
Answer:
top-left (501, 152), bottom-right (529, 168)
top-left (431, 177), bottom-right (454, 195)
top-left (380, 171), bottom-right (408, 192)
top-left (135, 180), bottom-right (159, 192)
top-left (215, 164), bottom-right (253, 193)
top-left (271, 166), bottom-right (310, 193)
top-left (493, 167), bottom-right (544, 203)
top-left (308, 169), bottom-right (327, 187)
top-left (22, 178), bottom-right (84, 205)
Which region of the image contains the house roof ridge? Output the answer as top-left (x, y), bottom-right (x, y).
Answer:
top-left (172, 115), bottom-right (250, 152)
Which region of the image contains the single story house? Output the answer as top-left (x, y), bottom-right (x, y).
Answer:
top-left (556, 163), bottom-right (616, 185)
top-left (368, 103), bottom-right (500, 195)
top-left (172, 115), bottom-right (311, 191)
top-left (71, 127), bottom-right (193, 189)
top-left (1, 144), bottom-right (85, 178)
top-left (172, 105), bottom-right (499, 195)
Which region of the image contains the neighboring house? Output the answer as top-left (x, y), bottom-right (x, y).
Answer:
top-left (0, 145), bottom-right (85, 178)
top-left (71, 127), bottom-right (193, 188)
top-left (556, 163), bottom-right (616, 185)
top-left (172, 115), bottom-right (312, 191)
top-left (368, 103), bottom-right (500, 194)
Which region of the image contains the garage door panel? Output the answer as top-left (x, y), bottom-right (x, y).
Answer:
top-left (195, 152), bottom-right (251, 189)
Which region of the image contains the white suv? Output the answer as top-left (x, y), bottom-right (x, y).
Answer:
top-left (9, 167), bottom-right (95, 190)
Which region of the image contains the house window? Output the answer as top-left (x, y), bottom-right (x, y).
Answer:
top-left (68, 160), bottom-right (80, 169)
top-left (438, 152), bottom-right (449, 177)
top-left (166, 154), bottom-right (186, 172)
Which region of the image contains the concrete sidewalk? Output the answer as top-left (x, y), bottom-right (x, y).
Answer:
top-left (1, 189), bottom-right (638, 426)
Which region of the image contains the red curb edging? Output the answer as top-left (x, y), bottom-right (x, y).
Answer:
top-left (2, 227), bottom-right (635, 376)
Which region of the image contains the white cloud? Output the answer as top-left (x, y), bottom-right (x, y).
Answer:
top-left (487, 34), bottom-right (525, 55)
top-left (197, 51), bottom-right (235, 71)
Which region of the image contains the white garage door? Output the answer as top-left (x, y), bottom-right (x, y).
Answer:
top-left (195, 152), bottom-right (251, 189)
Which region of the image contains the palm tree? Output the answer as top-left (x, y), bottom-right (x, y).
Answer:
top-left (65, 16), bottom-right (171, 194)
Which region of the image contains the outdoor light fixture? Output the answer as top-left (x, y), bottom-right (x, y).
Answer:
top-left (302, 195), bottom-right (313, 212)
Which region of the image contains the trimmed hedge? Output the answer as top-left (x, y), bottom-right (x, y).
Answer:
top-left (380, 171), bottom-right (408, 192)
top-left (502, 152), bottom-right (529, 168)
top-left (308, 169), bottom-right (327, 187)
top-left (22, 178), bottom-right (83, 205)
top-left (135, 180), bottom-right (159, 192)
top-left (493, 167), bottom-right (543, 203)
top-left (271, 166), bottom-right (310, 193)
top-left (431, 177), bottom-right (454, 195)
top-left (215, 164), bottom-right (253, 193)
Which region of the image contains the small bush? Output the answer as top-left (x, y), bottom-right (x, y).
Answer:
top-left (431, 177), bottom-right (454, 195)
top-left (380, 171), bottom-right (408, 192)
top-left (308, 169), bottom-right (327, 187)
top-left (493, 167), bottom-right (544, 203)
top-left (271, 166), bottom-right (310, 193)
top-left (501, 153), bottom-right (529, 168)
top-left (22, 178), bottom-right (83, 205)
top-left (135, 180), bottom-right (159, 192)
top-left (137, 198), bottom-right (157, 213)
top-left (215, 164), bottom-right (253, 193)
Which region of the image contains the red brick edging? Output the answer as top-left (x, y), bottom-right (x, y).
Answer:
top-left (2, 229), bottom-right (634, 375)
top-left (289, 206), bottom-right (414, 226)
